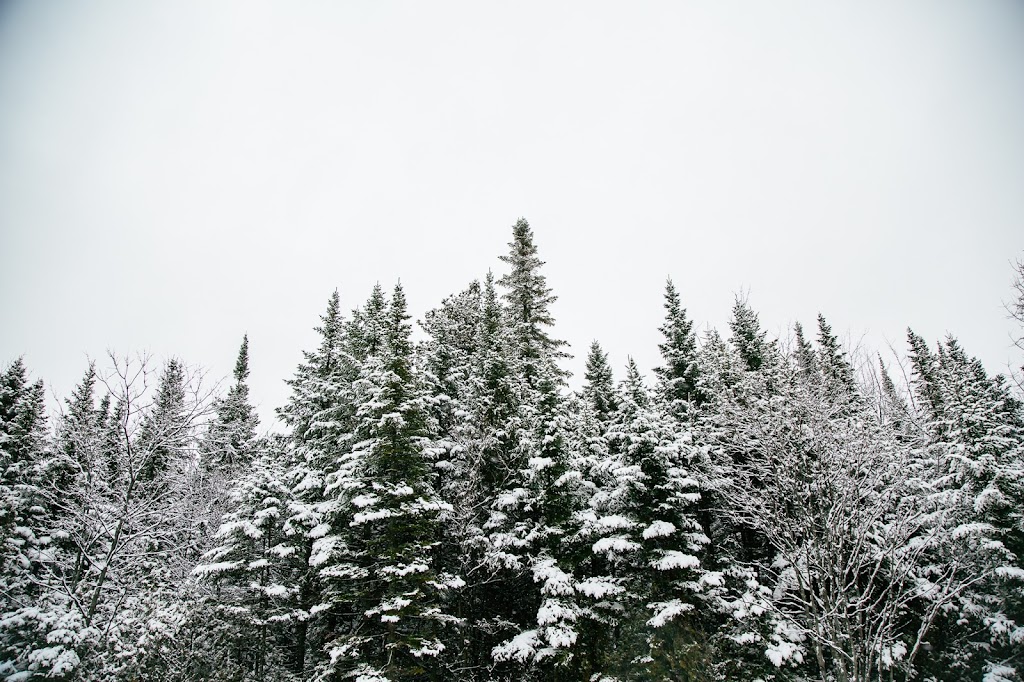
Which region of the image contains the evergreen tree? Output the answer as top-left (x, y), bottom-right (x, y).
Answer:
top-left (139, 358), bottom-right (188, 481)
top-left (276, 290), bottom-right (359, 676)
top-left (727, 296), bottom-right (770, 373)
top-left (654, 278), bottom-right (701, 414)
top-left (907, 328), bottom-right (944, 422)
top-left (583, 358), bottom-right (708, 679)
top-left (916, 336), bottom-right (1024, 681)
top-left (319, 283), bottom-right (460, 681)
top-left (195, 438), bottom-right (301, 680)
top-left (792, 321), bottom-right (817, 383)
top-left (877, 354), bottom-right (910, 433)
top-left (498, 218), bottom-right (567, 383)
top-left (815, 313), bottom-right (856, 393)
top-left (0, 357), bottom-right (48, 467)
top-left (208, 335), bottom-right (259, 468)
top-left (0, 359), bottom-right (60, 680)
top-left (581, 340), bottom-right (617, 424)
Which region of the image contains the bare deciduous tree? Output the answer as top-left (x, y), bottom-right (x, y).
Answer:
top-left (715, 381), bottom-right (991, 682)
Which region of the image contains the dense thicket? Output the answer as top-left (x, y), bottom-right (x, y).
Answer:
top-left (2, 222), bottom-right (1022, 682)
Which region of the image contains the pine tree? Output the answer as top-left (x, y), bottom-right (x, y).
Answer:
top-left (451, 271), bottom-right (534, 679)
top-left (498, 218), bottom-right (567, 384)
top-left (728, 296), bottom-right (771, 373)
top-left (208, 335), bottom-right (258, 468)
top-left (582, 340), bottom-right (617, 424)
top-left (922, 336), bottom-right (1024, 680)
top-left (793, 321), bottom-right (817, 383)
top-left (195, 438), bottom-right (300, 680)
top-left (816, 313), bottom-right (856, 394)
top-left (0, 357), bottom-right (48, 467)
top-left (654, 278), bottom-right (701, 414)
top-left (138, 358), bottom-right (188, 481)
top-left (583, 358), bottom-right (708, 679)
top-left (877, 355), bottom-right (909, 433)
top-left (0, 359), bottom-right (61, 680)
top-left (491, 365), bottom-right (590, 679)
top-left (319, 283), bottom-right (460, 681)
top-left (277, 290), bottom-right (353, 675)
top-left (907, 328), bottom-right (944, 422)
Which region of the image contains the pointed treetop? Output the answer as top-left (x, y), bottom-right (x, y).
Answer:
top-left (654, 277), bottom-right (700, 407)
top-left (907, 328), bottom-right (943, 419)
top-left (583, 340), bottom-right (617, 421)
top-left (729, 295), bottom-right (770, 372)
top-left (234, 335), bottom-right (250, 384)
top-left (479, 270), bottom-right (502, 347)
top-left (621, 357), bottom-right (650, 411)
top-left (497, 217), bottom-right (566, 368)
top-left (66, 361), bottom-right (98, 421)
top-left (816, 314), bottom-right (855, 390)
top-left (387, 281), bottom-right (413, 358)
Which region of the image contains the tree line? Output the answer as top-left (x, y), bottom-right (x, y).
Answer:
top-left (1, 219), bottom-right (1022, 682)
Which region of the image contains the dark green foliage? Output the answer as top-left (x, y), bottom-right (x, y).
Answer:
top-left (582, 340), bottom-right (617, 423)
top-left (208, 335), bottom-right (259, 467)
top-left (655, 278), bottom-right (701, 413)
top-left (4, 227), bottom-right (1022, 682)
top-left (815, 314), bottom-right (855, 392)
top-left (728, 296), bottom-right (770, 373)
top-left (139, 358), bottom-right (188, 481)
top-left (498, 218), bottom-right (567, 383)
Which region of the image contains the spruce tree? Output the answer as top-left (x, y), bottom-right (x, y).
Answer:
top-left (319, 283), bottom-right (460, 680)
top-left (815, 313), bottom-right (856, 393)
top-left (582, 340), bottom-right (617, 424)
top-left (654, 278), bottom-right (701, 414)
top-left (907, 328), bottom-right (944, 422)
top-left (277, 290), bottom-right (352, 675)
top-left (195, 438), bottom-right (300, 680)
top-left (208, 335), bottom-right (258, 468)
top-left (498, 218), bottom-right (567, 383)
top-left (138, 358), bottom-right (188, 481)
top-left (728, 296), bottom-right (771, 373)
top-left (793, 321), bottom-right (818, 383)
top-left (584, 358), bottom-right (707, 679)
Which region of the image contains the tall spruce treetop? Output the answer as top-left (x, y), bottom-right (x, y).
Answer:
top-left (279, 290), bottom-right (347, 443)
top-left (583, 340), bottom-right (617, 423)
top-left (318, 282), bottom-right (459, 680)
top-left (654, 278), bottom-right (701, 412)
top-left (497, 218), bottom-right (567, 380)
top-left (793, 322), bottom-right (818, 383)
top-left (138, 358), bottom-right (187, 481)
top-left (728, 296), bottom-right (770, 373)
top-left (907, 328), bottom-right (944, 421)
top-left (0, 358), bottom-right (48, 468)
top-left (210, 335), bottom-right (258, 466)
top-left (816, 314), bottom-right (856, 393)
top-left (348, 283), bottom-right (388, 362)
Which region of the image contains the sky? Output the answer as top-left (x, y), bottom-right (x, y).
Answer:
top-left (1, 1), bottom-right (1023, 428)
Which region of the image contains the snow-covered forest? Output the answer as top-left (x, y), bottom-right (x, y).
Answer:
top-left (2, 219), bottom-right (1022, 682)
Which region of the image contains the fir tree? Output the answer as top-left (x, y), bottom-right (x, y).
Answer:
top-left (208, 334), bottom-right (259, 468)
top-left (584, 358), bottom-right (708, 679)
top-left (582, 340), bottom-right (617, 424)
top-left (793, 321), bottom-right (818, 383)
top-left (277, 290), bottom-right (353, 675)
top-left (138, 358), bottom-right (188, 481)
top-left (728, 296), bottom-right (770, 373)
top-left (498, 218), bottom-right (567, 383)
top-left (907, 328), bottom-right (944, 422)
top-left (319, 283), bottom-right (460, 681)
top-left (654, 278), bottom-right (701, 414)
top-left (816, 313), bottom-right (856, 393)
top-left (195, 438), bottom-right (300, 680)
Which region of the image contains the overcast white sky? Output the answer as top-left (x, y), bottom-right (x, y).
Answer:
top-left (1, 1), bottom-right (1022, 428)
